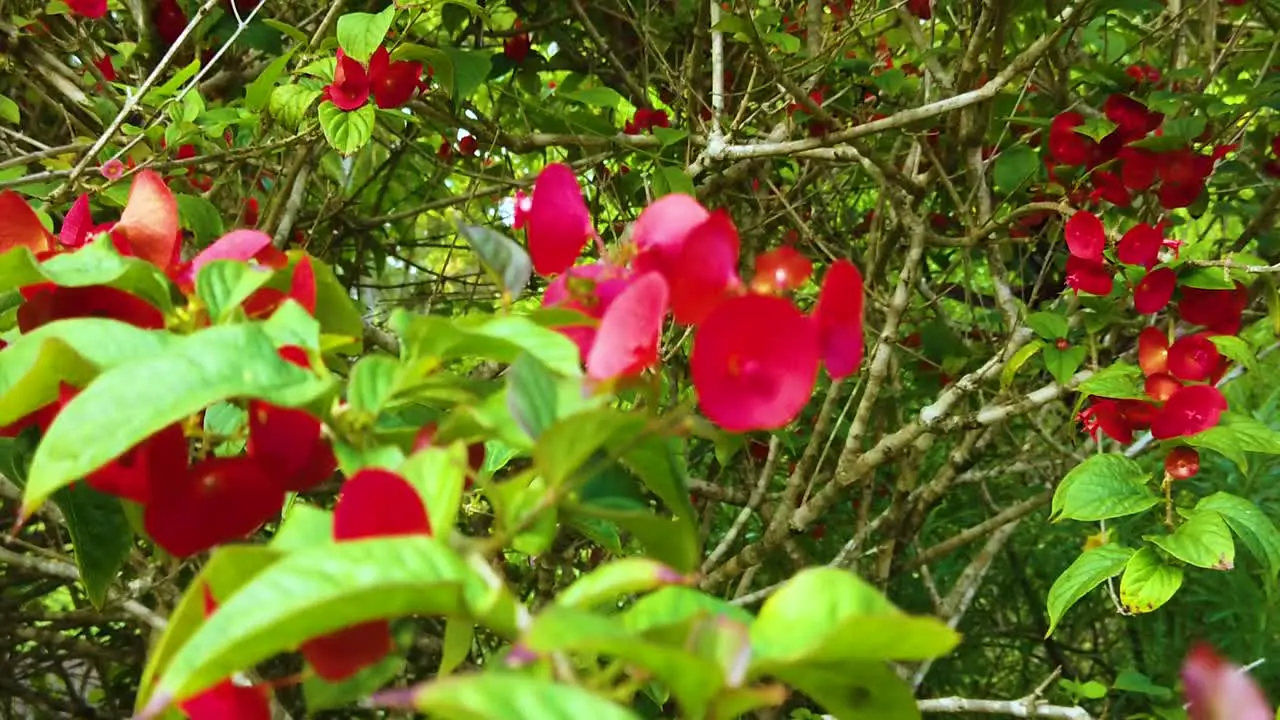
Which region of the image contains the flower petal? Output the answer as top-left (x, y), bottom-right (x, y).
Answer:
top-left (525, 164), bottom-right (593, 277)
top-left (0, 191), bottom-right (54, 254)
top-left (813, 259), bottom-right (865, 379)
top-left (586, 272), bottom-right (669, 381)
top-left (1182, 643), bottom-right (1274, 720)
top-left (144, 456), bottom-right (285, 558)
top-left (114, 170), bottom-right (180, 269)
top-left (1064, 210), bottom-right (1106, 261)
top-left (1151, 384), bottom-right (1228, 439)
top-left (334, 468), bottom-right (431, 540)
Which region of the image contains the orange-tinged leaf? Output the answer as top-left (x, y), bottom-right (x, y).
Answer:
top-left (115, 170), bottom-right (180, 269)
top-left (0, 191), bottom-right (53, 254)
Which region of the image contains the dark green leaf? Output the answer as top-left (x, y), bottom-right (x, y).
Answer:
top-left (1045, 544), bottom-right (1134, 636)
top-left (1112, 670), bottom-right (1173, 700)
top-left (444, 48), bottom-right (493, 103)
top-left (175, 194), bottom-right (225, 245)
top-left (563, 86), bottom-right (625, 109)
top-left (245, 49), bottom-right (296, 112)
top-left (993, 145), bottom-right (1042, 193)
top-left (1052, 454), bottom-right (1158, 522)
top-left (52, 483), bottom-right (132, 609)
top-left (1043, 345), bottom-right (1087, 385)
top-left (535, 408), bottom-right (645, 487)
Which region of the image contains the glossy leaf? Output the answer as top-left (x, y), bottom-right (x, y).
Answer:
top-left (1197, 492), bottom-right (1280, 577)
top-left (52, 483), bottom-right (132, 609)
top-left (336, 5), bottom-right (396, 63)
top-left (1119, 547), bottom-right (1184, 614)
top-left (1078, 362), bottom-right (1148, 400)
top-left (196, 260), bottom-right (272, 322)
top-left (1045, 544), bottom-right (1135, 637)
top-left (1148, 510), bottom-right (1235, 570)
top-left (1052, 454), bottom-right (1158, 522)
top-left (319, 102), bottom-right (376, 155)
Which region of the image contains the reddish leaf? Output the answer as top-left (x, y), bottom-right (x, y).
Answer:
top-left (1065, 256), bottom-right (1113, 296)
top-left (812, 259), bottom-right (865, 379)
top-left (1134, 267), bottom-right (1176, 314)
top-left (586, 271), bottom-right (670, 381)
top-left (17, 284), bottom-right (166, 333)
top-left (1117, 223), bottom-right (1162, 269)
top-left (144, 456), bottom-right (285, 558)
top-left (522, 164), bottom-right (593, 277)
top-left (1064, 211), bottom-right (1106, 261)
top-left (1182, 643), bottom-right (1273, 720)
top-left (0, 191), bottom-right (53, 254)
top-left (114, 170), bottom-right (180, 269)
top-left (1151, 385), bottom-right (1227, 439)
top-left (691, 293), bottom-right (820, 432)
top-left (1138, 327), bottom-right (1170, 377)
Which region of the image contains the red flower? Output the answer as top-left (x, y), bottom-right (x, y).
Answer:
top-left (67, 0), bottom-right (107, 18)
top-left (1065, 256), bottom-right (1113, 296)
top-left (906, 0), bottom-right (932, 19)
top-left (1165, 447), bottom-right (1200, 480)
top-left (87, 423), bottom-right (188, 505)
top-left (1151, 384), bottom-right (1227, 439)
top-left (241, 197), bottom-right (259, 227)
top-left (1138, 327), bottom-right (1170, 376)
top-left (1181, 643), bottom-right (1273, 720)
top-left (691, 294), bottom-right (820, 432)
top-left (113, 170), bottom-right (180, 269)
top-left (586, 272), bottom-right (669, 381)
top-left (457, 135), bottom-right (478, 156)
top-left (1134, 267), bottom-right (1176, 314)
top-left (517, 164), bottom-right (593, 277)
top-left (368, 46), bottom-right (422, 109)
top-left (326, 49), bottom-right (371, 111)
top-left (624, 108), bottom-right (672, 135)
top-left (504, 31), bottom-right (532, 64)
top-left (1178, 282), bottom-right (1247, 335)
top-left (153, 0), bottom-right (188, 47)
top-left (812, 259), bottom-right (864, 379)
top-left (1048, 112), bottom-right (1096, 167)
top-left (93, 54), bottom-right (117, 82)
top-left (542, 262), bottom-right (632, 361)
top-left (1168, 333), bottom-right (1222, 381)
top-left (632, 196), bottom-right (743, 324)
top-left (177, 586), bottom-right (272, 720)
top-left (16, 283), bottom-right (166, 333)
top-left (1104, 94), bottom-right (1163, 140)
top-left (1117, 223), bottom-right (1162, 269)
top-left (301, 468), bottom-right (430, 682)
top-left (1064, 211), bottom-right (1106, 261)
top-left (1144, 373), bottom-right (1182, 403)
top-left (172, 229), bottom-right (278, 291)
top-left (1090, 169), bottom-right (1131, 207)
top-left (0, 191), bottom-right (55, 254)
top-left (1118, 147), bottom-right (1158, 191)
top-left (144, 456), bottom-right (285, 558)
top-left (751, 245), bottom-right (813, 294)
top-left (247, 401), bottom-right (335, 493)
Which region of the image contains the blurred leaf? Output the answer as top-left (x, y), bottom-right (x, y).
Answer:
top-left (390, 672), bottom-right (640, 720)
top-left (175, 194), bottom-right (225, 245)
top-left (556, 558), bottom-right (688, 610)
top-left (439, 618), bottom-right (472, 676)
top-left (507, 353), bottom-right (558, 440)
top-left (195, 260), bottom-right (272, 322)
top-left (456, 223), bottom-right (532, 300)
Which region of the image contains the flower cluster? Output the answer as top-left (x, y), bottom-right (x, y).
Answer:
top-left (325, 47), bottom-right (424, 111)
top-left (623, 108), bottom-right (671, 135)
top-left (515, 164), bottom-right (864, 432)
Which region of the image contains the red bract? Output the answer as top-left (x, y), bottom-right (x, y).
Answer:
top-left (632, 194), bottom-right (710, 267)
top-left (1048, 112), bottom-right (1096, 166)
top-left (247, 401), bottom-right (335, 493)
top-left (1134, 267), bottom-right (1176, 314)
top-left (326, 50), bottom-right (371, 110)
top-left (302, 468), bottom-right (430, 681)
top-left (624, 108), bottom-right (672, 135)
top-left (504, 31), bottom-right (532, 63)
top-left (174, 229), bottom-right (276, 290)
top-left (518, 164), bottom-right (593, 277)
top-left (16, 284), bottom-right (165, 333)
top-left (586, 272), bottom-right (669, 381)
top-left (1065, 211), bottom-right (1106, 261)
top-left (1104, 94), bottom-right (1163, 139)
top-left (144, 456), bottom-right (285, 558)
top-left (67, 0), bottom-right (108, 18)
top-left (1078, 399), bottom-right (1156, 444)
top-left (93, 55), bottom-right (117, 82)
top-left (1145, 373), bottom-right (1182, 403)
top-left (1117, 223), bottom-right (1162, 269)
top-left (665, 212), bottom-right (742, 324)
top-left (177, 587), bottom-right (272, 720)
top-left (113, 170), bottom-right (180, 269)
top-left (812, 259), bottom-right (865, 379)
top-left (1165, 447), bottom-right (1200, 480)
top-left (1168, 334), bottom-right (1222, 382)
top-left (1182, 643), bottom-right (1273, 720)
top-left (751, 245), bottom-right (813, 294)
top-left (691, 293), bottom-right (820, 432)
top-left (1118, 147), bottom-right (1158, 191)
top-left (1151, 384), bottom-right (1227, 439)
top-left (152, 0), bottom-right (188, 48)
top-left (1065, 256), bottom-right (1113, 296)
top-left (0, 191), bottom-right (54, 254)
top-left (60, 194), bottom-right (107, 248)
top-left (542, 262), bottom-right (632, 361)
top-left (87, 423), bottom-right (188, 504)
top-left (1138, 327), bottom-right (1170, 377)
top-left (368, 46), bottom-right (423, 109)
top-left (1178, 282), bottom-right (1247, 335)
top-left (1090, 169), bottom-right (1130, 207)
top-left (906, 0), bottom-right (932, 19)
top-left (244, 256), bottom-right (319, 319)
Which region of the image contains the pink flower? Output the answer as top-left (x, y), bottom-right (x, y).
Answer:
top-left (1182, 643), bottom-right (1273, 720)
top-left (586, 272), bottom-right (670, 381)
top-left (812, 259), bottom-right (865, 379)
top-left (542, 262), bottom-right (633, 361)
top-left (522, 164), bottom-right (593, 277)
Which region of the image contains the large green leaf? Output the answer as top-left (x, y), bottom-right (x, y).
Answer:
top-left (749, 567), bottom-right (959, 671)
top-left (535, 408), bottom-right (645, 487)
top-left (622, 586), bottom-right (755, 635)
top-left (22, 323), bottom-right (332, 515)
top-left (0, 319), bottom-right (176, 425)
top-left (1051, 454), bottom-right (1159, 522)
top-left (347, 355), bottom-right (402, 416)
top-left (52, 483), bottom-right (132, 609)
top-left (1147, 510), bottom-right (1235, 570)
top-left (1077, 362), bottom-right (1147, 400)
top-left (401, 444), bottom-right (467, 541)
top-left (506, 353), bottom-right (558, 440)
top-left (335, 5), bottom-right (396, 62)
top-left (556, 558), bottom-right (689, 610)
top-left (993, 144), bottom-right (1042, 193)
top-left (1119, 546), bottom-right (1184, 614)
top-left (1197, 492), bottom-right (1280, 577)
top-left (385, 672), bottom-right (640, 720)
top-left (1045, 544), bottom-right (1135, 637)
top-left (195, 259), bottom-right (272, 322)
top-left (319, 102), bottom-right (375, 155)
top-left (1185, 412), bottom-right (1280, 472)
top-left (145, 537), bottom-right (515, 706)
top-left (770, 661), bottom-right (920, 720)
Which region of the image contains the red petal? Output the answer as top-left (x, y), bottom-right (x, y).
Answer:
top-left (66, 0), bottom-right (108, 18)
top-left (370, 48), bottom-right (422, 109)
top-left (1167, 333), bottom-right (1221, 382)
top-left (144, 456), bottom-right (285, 557)
top-left (333, 468), bottom-right (431, 540)
top-left (327, 52), bottom-right (371, 110)
top-left (586, 272), bottom-right (670, 380)
top-left (178, 681), bottom-right (272, 720)
top-left (17, 285), bottom-right (166, 333)
top-left (1138, 326), bottom-right (1170, 377)
top-left (1117, 224), bottom-right (1162, 269)
top-left (175, 229), bottom-right (274, 289)
top-left (1182, 643), bottom-right (1274, 720)
top-left (1151, 385), bottom-right (1227, 439)
top-left (631, 194), bottom-right (711, 272)
top-left (691, 294), bottom-right (820, 432)
top-left (1064, 211), bottom-right (1106, 261)
top-left (1118, 147), bottom-right (1158, 191)
top-left (60, 195), bottom-right (95, 249)
top-left (1179, 283), bottom-right (1247, 335)
top-left (1144, 373), bottom-right (1182, 403)
top-left (300, 620), bottom-right (393, 682)
top-left (525, 164), bottom-right (593, 277)
top-left (1158, 180), bottom-right (1204, 210)
top-left (668, 212), bottom-right (741, 325)
top-left (813, 259), bottom-right (865, 379)
top-left (1065, 256), bottom-right (1113, 296)
top-left (87, 423), bottom-right (188, 504)
top-left (752, 245), bottom-right (814, 293)
top-left (1103, 94), bottom-right (1162, 139)
top-left (247, 402), bottom-right (335, 493)
top-left (1091, 169), bottom-right (1131, 207)
top-left (289, 255), bottom-right (318, 314)
top-left (1048, 112), bottom-right (1096, 166)
top-left (0, 191), bottom-right (54, 254)
top-left (114, 170), bottom-right (180, 269)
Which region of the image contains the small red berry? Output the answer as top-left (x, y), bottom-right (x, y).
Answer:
top-left (1056, 338), bottom-right (1070, 351)
top-left (1165, 447), bottom-right (1200, 480)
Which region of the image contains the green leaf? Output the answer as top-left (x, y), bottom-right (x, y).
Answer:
top-left (175, 194), bottom-right (225, 245)
top-left (309, 255), bottom-right (364, 350)
top-left (1198, 492), bottom-right (1280, 577)
top-left (1026, 311), bottom-right (1069, 340)
top-left (401, 445), bottom-right (468, 542)
top-left (1162, 115), bottom-right (1206, 143)
top-left (1112, 670), bottom-right (1173, 700)
top-left (1148, 510), bottom-right (1235, 570)
top-left (393, 672), bottom-right (641, 720)
top-left (1210, 335), bottom-right (1257, 371)
top-left (246, 49), bottom-right (296, 112)
top-left (556, 558), bottom-right (689, 610)
top-left (22, 323), bottom-right (331, 516)
top-left (348, 355), bottom-right (401, 416)
top-left (456, 223), bottom-right (532, 300)
top-left (563, 86), bottom-right (625, 109)
top-left (535, 408), bottom-right (645, 487)
top-left (1119, 546), bottom-right (1184, 614)
top-left (872, 67), bottom-right (906, 93)
top-left (443, 48), bottom-right (493, 103)
top-left (195, 260), bottom-right (272, 322)
top-left (146, 537), bottom-right (513, 704)
top-left (652, 127), bottom-right (689, 148)
top-left (750, 567), bottom-right (959, 670)
top-left (506, 353), bottom-right (558, 440)
top-left (1078, 362), bottom-right (1147, 400)
top-left (0, 238), bottom-right (175, 310)
top-left (1074, 116), bottom-right (1117, 142)
top-left (655, 166), bottom-right (696, 197)
top-left (1045, 544), bottom-right (1135, 637)
top-left (1043, 345), bottom-right (1087, 385)
top-left (993, 145), bottom-right (1042, 193)
top-left (262, 19), bottom-right (309, 46)
top-left (52, 483), bottom-right (132, 609)
top-left (1052, 454), bottom-right (1158, 523)
top-left (336, 5), bottom-right (397, 63)
top-left (439, 618), bottom-right (473, 675)
top-left (570, 498), bottom-right (699, 572)
top-left (319, 102), bottom-right (375, 155)
top-left (270, 503), bottom-right (334, 552)
top-left (268, 85), bottom-right (321, 131)
top-left (396, 313), bottom-right (582, 376)
top-left (304, 652), bottom-right (405, 711)
top-left (619, 435), bottom-right (696, 525)
top-left (1178, 266), bottom-right (1236, 291)
top-left (1185, 412), bottom-right (1280, 473)
top-left (1001, 339), bottom-right (1043, 390)
top-left (622, 586), bottom-right (754, 633)
top-left (0, 95), bottom-right (20, 124)
top-left (136, 546), bottom-right (282, 712)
